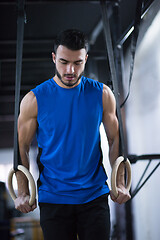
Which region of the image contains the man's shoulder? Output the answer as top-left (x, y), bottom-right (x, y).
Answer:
top-left (23, 91), bottom-right (36, 104)
top-left (102, 84), bottom-right (116, 113)
top-left (102, 84), bottom-right (114, 98)
top-left (20, 91), bottom-right (37, 118)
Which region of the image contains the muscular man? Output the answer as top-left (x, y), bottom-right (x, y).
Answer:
top-left (15, 29), bottom-right (130, 240)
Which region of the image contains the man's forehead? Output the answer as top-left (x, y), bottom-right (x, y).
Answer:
top-left (56, 45), bottom-right (86, 59)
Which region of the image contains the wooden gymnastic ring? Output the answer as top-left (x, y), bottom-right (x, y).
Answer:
top-left (8, 165), bottom-right (36, 206)
top-left (111, 156), bottom-right (132, 198)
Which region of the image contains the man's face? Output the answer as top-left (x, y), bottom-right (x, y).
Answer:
top-left (52, 45), bottom-right (88, 88)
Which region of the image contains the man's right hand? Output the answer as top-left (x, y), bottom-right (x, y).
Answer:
top-left (14, 194), bottom-right (37, 213)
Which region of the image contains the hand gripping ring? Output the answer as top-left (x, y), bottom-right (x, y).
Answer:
top-left (8, 165), bottom-right (36, 206)
top-left (111, 156), bottom-right (132, 198)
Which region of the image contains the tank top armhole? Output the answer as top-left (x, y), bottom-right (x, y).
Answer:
top-left (100, 82), bottom-right (104, 123)
top-left (31, 89), bottom-right (40, 123)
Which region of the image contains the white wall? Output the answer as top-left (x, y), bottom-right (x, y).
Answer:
top-left (125, 10), bottom-right (160, 240)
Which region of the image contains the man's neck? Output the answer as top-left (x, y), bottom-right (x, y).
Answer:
top-left (53, 75), bottom-right (81, 89)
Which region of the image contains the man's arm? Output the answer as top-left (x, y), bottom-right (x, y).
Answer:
top-left (14, 91), bottom-right (38, 213)
top-left (102, 84), bottom-right (131, 204)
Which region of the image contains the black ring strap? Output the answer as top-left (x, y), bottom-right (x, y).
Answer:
top-left (13, 0), bottom-right (26, 171)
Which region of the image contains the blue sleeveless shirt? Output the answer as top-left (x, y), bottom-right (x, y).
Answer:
top-left (32, 76), bottom-right (109, 204)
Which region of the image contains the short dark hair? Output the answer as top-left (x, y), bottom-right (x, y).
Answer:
top-left (54, 29), bottom-right (89, 53)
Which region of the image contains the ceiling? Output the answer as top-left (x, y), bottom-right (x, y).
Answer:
top-left (0, 0), bottom-right (158, 148)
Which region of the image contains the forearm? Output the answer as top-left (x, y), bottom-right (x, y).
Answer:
top-left (109, 138), bottom-right (126, 188)
top-left (109, 134), bottom-right (125, 186)
top-left (108, 133), bottom-right (119, 168)
top-left (14, 148), bottom-right (37, 212)
top-left (102, 86), bottom-right (129, 200)
top-left (16, 145), bottom-right (30, 196)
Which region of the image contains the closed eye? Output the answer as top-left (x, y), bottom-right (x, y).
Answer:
top-left (59, 59), bottom-right (68, 64)
top-left (74, 60), bottom-right (83, 65)
top-left (59, 58), bottom-right (83, 65)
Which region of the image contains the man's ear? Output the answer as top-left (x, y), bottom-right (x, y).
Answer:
top-left (85, 54), bottom-right (88, 63)
top-left (52, 52), bottom-right (56, 63)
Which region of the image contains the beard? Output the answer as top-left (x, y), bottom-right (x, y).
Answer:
top-left (55, 68), bottom-right (84, 87)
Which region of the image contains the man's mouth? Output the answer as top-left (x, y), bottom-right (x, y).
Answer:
top-left (64, 75), bottom-right (76, 80)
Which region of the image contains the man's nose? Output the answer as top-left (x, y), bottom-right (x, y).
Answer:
top-left (66, 64), bottom-right (75, 74)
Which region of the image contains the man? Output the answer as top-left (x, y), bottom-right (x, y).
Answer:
top-left (15, 29), bottom-right (130, 240)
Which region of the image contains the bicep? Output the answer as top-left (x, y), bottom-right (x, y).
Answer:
top-left (18, 92), bottom-right (38, 149)
top-left (102, 86), bottom-right (119, 143)
top-left (18, 115), bottom-right (37, 148)
top-left (103, 112), bottom-right (119, 147)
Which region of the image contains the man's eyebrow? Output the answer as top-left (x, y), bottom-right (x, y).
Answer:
top-left (59, 58), bottom-right (68, 62)
top-left (59, 58), bottom-right (83, 63)
top-left (74, 60), bottom-right (83, 63)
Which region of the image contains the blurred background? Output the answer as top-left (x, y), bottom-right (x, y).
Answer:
top-left (0, 0), bottom-right (160, 239)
